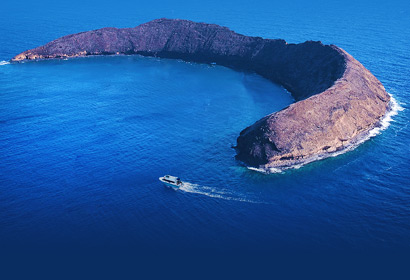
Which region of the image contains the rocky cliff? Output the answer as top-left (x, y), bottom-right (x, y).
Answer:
top-left (11, 18), bottom-right (391, 170)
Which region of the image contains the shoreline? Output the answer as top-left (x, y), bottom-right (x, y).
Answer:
top-left (246, 94), bottom-right (403, 174)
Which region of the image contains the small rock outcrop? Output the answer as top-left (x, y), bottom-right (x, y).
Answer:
top-left (11, 18), bottom-right (390, 170)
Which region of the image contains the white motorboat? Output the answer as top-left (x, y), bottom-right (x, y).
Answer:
top-left (159, 175), bottom-right (183, 189)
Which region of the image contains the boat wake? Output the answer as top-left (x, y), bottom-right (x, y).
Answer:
top-left (179, 182), bottom-right (266, 204)
top-left (0, 61), bottom-right (10, 66)
top-left (247, 94), bottom-right (404, 174)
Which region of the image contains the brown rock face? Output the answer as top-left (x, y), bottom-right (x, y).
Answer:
top-left (236, 48), bottom-right (390, 169)
top-left (11, 18), bottom-right (390, 170)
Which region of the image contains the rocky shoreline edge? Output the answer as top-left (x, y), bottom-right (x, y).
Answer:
top-left (246, 95), bottom-right (400, 173)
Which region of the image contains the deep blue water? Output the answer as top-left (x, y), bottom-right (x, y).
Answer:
top-left (1, 0), bottom-right (410, 264)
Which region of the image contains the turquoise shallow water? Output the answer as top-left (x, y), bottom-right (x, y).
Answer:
top-left (1, 0), bottom-right (410, 256)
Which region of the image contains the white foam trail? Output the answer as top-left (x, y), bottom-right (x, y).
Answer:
top-left (0, 61), bottom-right (10, 66)
top-left (247, 166), bottom-right (282, 174)
top-left (247, 167), bottom-right (269, 174)
top-left (179, 182), bottom-right (265, 204)
top-left (248, 94), bottom-right (404, 174)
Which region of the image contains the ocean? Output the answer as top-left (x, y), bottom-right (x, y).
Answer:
top-left (1, 0), bottom-right (410, 269)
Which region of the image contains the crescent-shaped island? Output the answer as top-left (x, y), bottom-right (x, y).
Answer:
top-left (11, 18), bottom-right (391, 172)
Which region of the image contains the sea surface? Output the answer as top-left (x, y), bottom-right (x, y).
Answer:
top-left (1, 0), bottom-right (410, 260)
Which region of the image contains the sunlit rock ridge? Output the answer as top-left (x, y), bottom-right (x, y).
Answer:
top-left (12, 18), bottom-right (390, 170)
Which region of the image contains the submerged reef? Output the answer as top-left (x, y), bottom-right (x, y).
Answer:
top-left (12, 18), bottom-right (390, 171)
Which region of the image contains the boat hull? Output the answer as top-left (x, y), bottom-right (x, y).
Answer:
top-left (162, 181), bottom-right (181, 189)
top-left (159, 177), bottom-right (182, 189)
